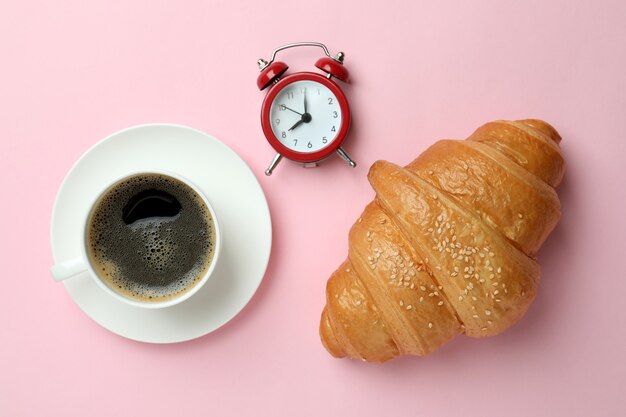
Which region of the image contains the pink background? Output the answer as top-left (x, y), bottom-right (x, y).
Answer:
top-left (1, 1), bottom-right (625, 416)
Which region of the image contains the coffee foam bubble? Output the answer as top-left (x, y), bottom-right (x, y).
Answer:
top-left (86, 174), bottom-right (215, 303)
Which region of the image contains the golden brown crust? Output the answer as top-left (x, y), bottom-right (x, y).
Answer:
top-left (406, 139), bottom-right (560, 256)
top-left (349, 202), bottom-right (462, 355)
top-left (369, 161), bottom-right (540, 337)
top-left (468, 120), bottom-right (565, 187)
top-left (319, 119), bottom-right (564, 362)
top-left (322, 260), bottom-right (399, 362)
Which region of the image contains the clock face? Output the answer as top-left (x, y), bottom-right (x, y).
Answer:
top-left (269, 80), bottom-right (342, 153)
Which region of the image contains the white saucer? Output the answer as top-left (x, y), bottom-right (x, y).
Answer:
top-left (50, 124), bottom-right (272, 343)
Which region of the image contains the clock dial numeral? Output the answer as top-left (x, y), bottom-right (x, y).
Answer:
top-left (293, 139), bottom-right (298, 146)
top-left (275, 119), bottom-right (280, 125)
top-left (328, 97), bottom-right (333, 105)
top-left (287, 92), bottom-right (294, 99)
top-left (333, 111), bottom-right (338, 118)
top-left (331, 125), bottom-right (336, 132)
top-left (322, 136), bottom-right (328, 144)
top-left (282, 131), bottom-right (286, 138)
top-left (307, 141), bottom-right (312, 148)
top-left (279, 105), bottom-right (286, 111)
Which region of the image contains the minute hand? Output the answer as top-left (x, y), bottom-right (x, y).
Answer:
top-left (281, 105), bottom-right (302, 116)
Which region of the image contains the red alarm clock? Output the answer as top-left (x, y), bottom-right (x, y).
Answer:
top-left (256, 42), bottom-right (356, 176)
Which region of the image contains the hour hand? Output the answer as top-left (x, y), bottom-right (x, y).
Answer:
top-left (288, 119), bottom-right (304, 131)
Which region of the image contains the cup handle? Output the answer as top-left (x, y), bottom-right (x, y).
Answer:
top-left (51, 257), bottom-right (87, 281)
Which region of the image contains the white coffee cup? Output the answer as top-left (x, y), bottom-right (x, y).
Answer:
top-left (50, 170), bottom-right (221, 309)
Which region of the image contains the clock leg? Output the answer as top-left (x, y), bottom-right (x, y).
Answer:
top-left (336, 147), bottom-right (356, 168)
top-left (265, 153), bottom-right (283, 176)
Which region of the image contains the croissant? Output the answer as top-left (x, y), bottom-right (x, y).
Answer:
top-left (319, 119), bottom-right (565, 362)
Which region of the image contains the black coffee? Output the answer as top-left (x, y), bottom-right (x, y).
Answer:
top-left (86, 173), bottom-right (216, 303)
